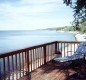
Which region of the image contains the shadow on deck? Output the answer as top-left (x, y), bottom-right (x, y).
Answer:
top-left (19, 60), bottom-right (86, 80)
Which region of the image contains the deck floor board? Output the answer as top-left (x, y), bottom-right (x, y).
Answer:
top-left (19, 60), bottom-right (86, 80)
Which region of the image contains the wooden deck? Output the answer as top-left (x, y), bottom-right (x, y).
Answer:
top-left (19, 60), bottom-right (86, 80)
top-left (1, 41), bottom-right (86, 80)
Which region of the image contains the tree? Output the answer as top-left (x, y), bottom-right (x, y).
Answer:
top-left (64, 0), bottom-right (86, 26)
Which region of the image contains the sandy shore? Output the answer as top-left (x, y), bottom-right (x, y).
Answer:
top-left (75, 33), bottom-right (86, 41)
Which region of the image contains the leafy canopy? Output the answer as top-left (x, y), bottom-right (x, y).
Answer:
top-left (64, 0), bottom-right (86, 26)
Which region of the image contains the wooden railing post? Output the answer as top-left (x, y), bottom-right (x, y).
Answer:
top-left (25, 50), bottom-right (29, 74)
top-left (0, 60), bottom-right (1, 80)
top-left (55, 42), bottom-right (57, 54)
top-left (43, 45), bottom-right (46, 64)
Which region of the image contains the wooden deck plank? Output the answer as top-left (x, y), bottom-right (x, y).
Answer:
top-left (19, 60), bottom-right (86, 80)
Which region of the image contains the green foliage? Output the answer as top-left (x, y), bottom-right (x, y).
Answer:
top-left (79, 20), bottom-right (86, 33)
top-left (79, 26), bottom-right (86, 33)
top-left (47, 20), bottom-right (86, 33)
top-left (64, 0), bottom-right (86, 26)
top-left (64, 20), bottom-right (86, 33)
top-left (63, 26), bottom-right (75, 31)
top-left (73, 26), bottom-right (80, 31)
top-left (46, 27), bottom-right (65, 31)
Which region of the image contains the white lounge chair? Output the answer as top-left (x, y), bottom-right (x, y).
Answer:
top-left (53, 42), bottom-right (86, 63)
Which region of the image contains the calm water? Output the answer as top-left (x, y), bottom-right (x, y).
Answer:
top-left (0, 30), bottom-right (75, 54)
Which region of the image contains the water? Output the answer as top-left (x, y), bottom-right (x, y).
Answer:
top-left (0, 30), bottom-right (75, 54)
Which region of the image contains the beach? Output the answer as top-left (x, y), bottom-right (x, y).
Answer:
top-left (75, 33), bottom-right (86, 41)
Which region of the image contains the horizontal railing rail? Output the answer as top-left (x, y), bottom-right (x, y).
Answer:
top-left (0, 41), bottom-right (57, 58)
top-left (0, 41), bottom-right (85, 80)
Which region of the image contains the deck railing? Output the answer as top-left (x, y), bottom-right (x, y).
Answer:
top-left (0, 41), bottom-right (81, 80)
top-left (57, 41), bottom-right (80, 57)
top-left (0, 41), bottom-right (57, 80)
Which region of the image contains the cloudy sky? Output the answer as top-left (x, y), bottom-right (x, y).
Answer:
top-left (0, 0), bottom-right (74, 30)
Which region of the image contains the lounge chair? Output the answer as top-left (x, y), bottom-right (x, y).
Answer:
top-left (53, 42), bottom-right (86, 65)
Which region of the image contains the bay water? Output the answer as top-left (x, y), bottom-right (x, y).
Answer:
top-left (0, 30), bottom-right (75, 54)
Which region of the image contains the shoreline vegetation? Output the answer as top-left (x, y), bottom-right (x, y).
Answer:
top-left (46, 20), bottom-right (86, 41)
top-left (46, 26), bottom-right (86, 41)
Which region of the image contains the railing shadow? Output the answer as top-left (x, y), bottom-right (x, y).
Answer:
top-left (18, 72), bottom-right (31, 80)
top-left (66, 60), bottom-right (86, 80)
top-left (39, 60), bottom-right (86, 80)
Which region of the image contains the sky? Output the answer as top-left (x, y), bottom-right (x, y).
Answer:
top-left (0, 0), bottom-right (74, 30)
